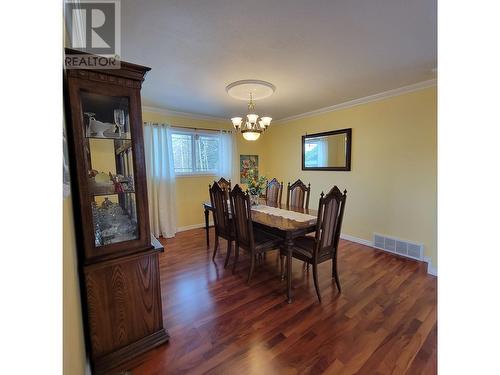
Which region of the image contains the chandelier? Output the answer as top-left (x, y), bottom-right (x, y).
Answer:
top-left (226, 79), bottom-right (275, 141)
top-left (231, 93), bottom-right (272, 141)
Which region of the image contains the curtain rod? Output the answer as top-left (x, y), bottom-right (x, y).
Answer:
top-left (145, 122), bottom-right (233, 133)
top-left (170, 125), bottom-right (232, 133)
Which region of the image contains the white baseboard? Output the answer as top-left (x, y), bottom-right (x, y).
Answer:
top-left (177, 221), bottom-right (213, 232)
top-left (340, 233), bottom-right (373, 247)
top-left (423, 256), bottom-right (438, 276)
top-left (173, 226), bottom-right (438, 276)
top-left (340, 233), bottom-right (437, 276)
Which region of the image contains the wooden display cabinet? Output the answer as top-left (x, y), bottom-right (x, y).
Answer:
top-left (64, 49), bottom-right (169, 374)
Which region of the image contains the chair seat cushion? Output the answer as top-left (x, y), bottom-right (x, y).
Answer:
top-left (283, 236), bottom-right (315, 259)
top-left (289, 236), bottom-right (316, 259)
top-left (294, 235), bottom-right (315, 250)
top-left (287, 236), bottom-right (334, 262)
top-left (253, 228), bottom-right (282, 251)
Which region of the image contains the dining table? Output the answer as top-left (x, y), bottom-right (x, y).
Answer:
top-left (203, 199), bottom-right (318, 303)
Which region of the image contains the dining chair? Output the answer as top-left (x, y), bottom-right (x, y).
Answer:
top-left (281, 186), bottom-right (347, 302)
top-left (229, 184), bottom-right (283, 284)
top-left (286, 179), bottom-right (311, 209)
top-left (265, 178), bottom-right (283, 206)
top-left (209, 182), bottom-right (234, 268)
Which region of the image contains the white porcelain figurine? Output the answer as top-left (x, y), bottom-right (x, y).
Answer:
top-left (89, 118), bottom-right (114, 137)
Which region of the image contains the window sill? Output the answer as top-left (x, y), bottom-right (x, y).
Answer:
top-left (175, 173), bottom-right (219, 178)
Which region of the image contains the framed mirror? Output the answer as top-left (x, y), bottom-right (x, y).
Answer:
top-left (302, 128), bottom-right (352, 171)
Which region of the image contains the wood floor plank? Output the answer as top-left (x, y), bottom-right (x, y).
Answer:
top-left (406, 322), bottom-right (437, 375)
top-left (122, 228), bottom-right (436, 375)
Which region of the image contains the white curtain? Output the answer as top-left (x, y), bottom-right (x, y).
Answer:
top-left (144, 123), bottom-right (177, 238)
top-left (219, 131), bottom-right (237, 182)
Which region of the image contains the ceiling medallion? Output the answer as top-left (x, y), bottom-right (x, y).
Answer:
top-left (226, 80), bottom-right (275, 141)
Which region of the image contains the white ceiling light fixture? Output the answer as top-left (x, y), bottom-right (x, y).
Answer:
top-left (227, 80), bottom-right (275, 141)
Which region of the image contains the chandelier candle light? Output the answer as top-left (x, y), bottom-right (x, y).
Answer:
top-left (226, 80), bottom-right (275, 141)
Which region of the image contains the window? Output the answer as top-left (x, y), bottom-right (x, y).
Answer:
top-left (171, 130), bottom-right (220, 175)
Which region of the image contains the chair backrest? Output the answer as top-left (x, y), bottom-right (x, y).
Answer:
top-left (209, 182), bottom-right (232, 238)
top-left (217, 177), bottom-right (231, 190)
top-left (286, 179), bottom-right (311, 209)
top-left (314, 186), bottom-right (347, 257)
top-left (266, 178), bottom-right (283, 206)
top-left (229, 184), bottom-right (254, 249)
top-left (217, 177), bottom-right (231, 199)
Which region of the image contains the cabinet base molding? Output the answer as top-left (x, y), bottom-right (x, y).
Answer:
top-left (94, 328), bottom-right (170, 375)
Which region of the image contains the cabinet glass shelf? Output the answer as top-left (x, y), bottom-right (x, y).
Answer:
top-left (85, 134), bottom-right (132, 141)
top-left (90, 189), bottom-right (136, 197)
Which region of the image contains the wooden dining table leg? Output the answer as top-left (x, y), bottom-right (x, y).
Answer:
top-left (204, 207), bottom-right (210, 249)
top-left (285, 235), bottom-right (294, 304)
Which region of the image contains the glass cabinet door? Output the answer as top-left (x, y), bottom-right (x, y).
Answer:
top-left (80, 92), bottom-right (139, 247)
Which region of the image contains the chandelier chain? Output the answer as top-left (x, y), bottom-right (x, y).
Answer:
top-left (248, 92), bottom-right (255, 111)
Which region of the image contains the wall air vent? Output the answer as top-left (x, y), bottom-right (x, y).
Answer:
top-left (373, 233), bottom-right (423, 261)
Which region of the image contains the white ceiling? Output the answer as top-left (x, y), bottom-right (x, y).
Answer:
top-left (121, 0), bottom-right (437, 120)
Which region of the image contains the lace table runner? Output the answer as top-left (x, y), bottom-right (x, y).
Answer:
top-left (252, 205), bottom-right (317, 223)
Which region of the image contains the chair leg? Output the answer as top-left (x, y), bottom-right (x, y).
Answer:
top-left (312, 262), bottom-right (322, 302)
top-left (232, 245), bottom-right (239, 274)
top-left (224, 240), bottom-right (232, 268)
top-left (280, 254), bottom-right (285, 280)
top-left (247, 253), bottom-right (256, 284)
top-left (333, 255), bottom-right (342, 292)
top-left (212, 235), bottom-right (219, 261)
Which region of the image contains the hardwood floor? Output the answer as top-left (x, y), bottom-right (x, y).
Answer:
top-left (124, 228), bottom-right (437, 375)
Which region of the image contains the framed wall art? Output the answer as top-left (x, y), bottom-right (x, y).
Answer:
top-left (240, 154), bottom-right (259, 183)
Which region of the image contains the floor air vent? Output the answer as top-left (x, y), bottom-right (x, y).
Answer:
top-left (373, 233), bottom-right (423, 261)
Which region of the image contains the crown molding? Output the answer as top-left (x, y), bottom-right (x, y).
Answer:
top-left (274, 79), bottom-right (437, 124)
top-left (143, 79), bottom-right (436, 124)
top-left (142, 105), bottom-right (228, 122)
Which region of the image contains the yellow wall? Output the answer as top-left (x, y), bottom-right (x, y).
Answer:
top-left (63, 195), bottom-right (89, 375)
top-left (142, 112), bottom-right (267, 228)
top-left (64, 26), bottom-right (89, 375)
top-left (262, 87), bottom-right (437, 268)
